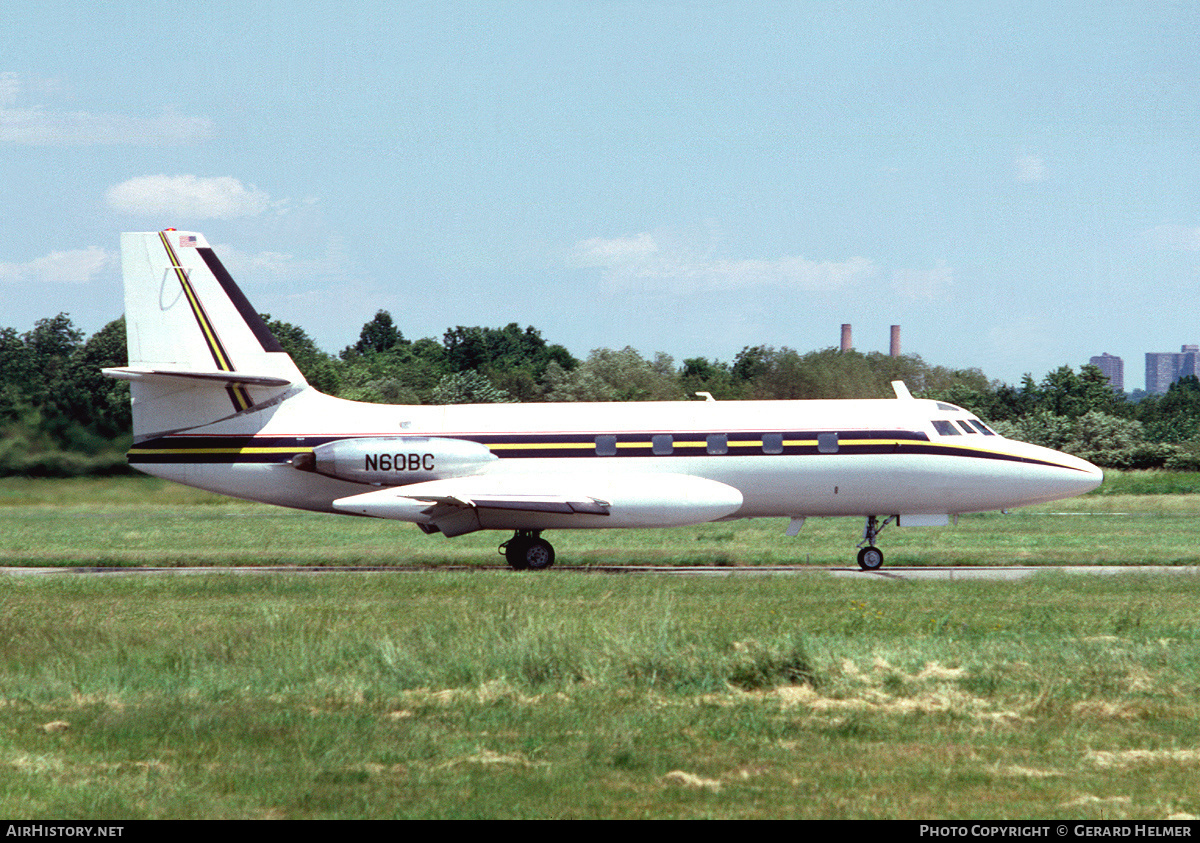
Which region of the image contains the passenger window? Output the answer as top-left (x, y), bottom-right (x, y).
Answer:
top-left (762, 433), bottom-right (783, 454)
top-left (652, 434), bottom-right (673, 455)
top-left (956, 420), bottom-right (978, 434)
top-left (706, 434), bottom-right (728, 455)
top-left (818, 432), bottom-right (839, 454)
top-left (595, 435), bottom-right (617, 456)
top-left (932, 420), bottom-right (960, 436)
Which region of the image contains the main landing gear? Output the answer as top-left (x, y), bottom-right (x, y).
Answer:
top-left (500, 530), bottom-right (555, 570)
top-left (856, 515), bottom-right (895, 571)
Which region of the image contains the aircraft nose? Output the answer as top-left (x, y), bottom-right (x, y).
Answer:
top-left (1066, 455), bottom-right (1104, 494)
top-left (1029, 444), bottom-right (1104, 499)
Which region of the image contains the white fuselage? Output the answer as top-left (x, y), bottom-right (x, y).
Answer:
top-left (127, 386), bottom-right (1103, 533)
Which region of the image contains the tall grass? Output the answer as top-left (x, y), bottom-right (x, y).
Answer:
top-left (2, 573), bottom-right (1200, 818)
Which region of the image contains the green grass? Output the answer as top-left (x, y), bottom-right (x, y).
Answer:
top-left (2, 475), bottom-right (1200, 818)
top-left (1086, 470), bottom-right (1200, 496)
top-left (2, 573), bottom-right (1200, 819)
top-left (3, 474), bottom-right (1200, 568)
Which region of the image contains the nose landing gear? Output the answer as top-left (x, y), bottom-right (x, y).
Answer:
top-left (856, 515), bottom-right (895, 571)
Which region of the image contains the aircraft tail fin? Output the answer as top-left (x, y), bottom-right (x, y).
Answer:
top-left (105, 230), bottom-right (307, 439)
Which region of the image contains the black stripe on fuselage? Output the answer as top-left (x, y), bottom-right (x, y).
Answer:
top-left (123, 430), bottom-right (1086, 473)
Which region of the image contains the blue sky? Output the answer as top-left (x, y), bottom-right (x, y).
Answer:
top-left (3, 0), bottom-right (1199, 389)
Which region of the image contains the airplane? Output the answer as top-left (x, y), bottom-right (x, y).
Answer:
top-left (103, 230), bottom-right (1104, 571)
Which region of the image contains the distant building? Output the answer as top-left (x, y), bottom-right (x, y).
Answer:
top-left (1145, 345), bottom-right (1200, 394)
top-left (1088, 353), bottom-right (1124, 392)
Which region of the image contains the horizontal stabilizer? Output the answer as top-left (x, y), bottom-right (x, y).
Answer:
top-left (102, 367), bottom-right (293, 388)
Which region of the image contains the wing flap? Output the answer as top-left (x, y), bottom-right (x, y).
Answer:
top-left (441, 494), bottom-right (610, 515)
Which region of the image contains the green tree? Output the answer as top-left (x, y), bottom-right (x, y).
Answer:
top-left (345, 310), bottom-right (406, 357)
top-left (335, 338), bottom-right (450, 404)
top-left (539, 348), bottom-right (682, 402)
top-left (430, 370), bottom-right (514, 404)
top-left (680, 356), bottom-right (739, 400)
top-left (261, 314), bottom-right (341, 394)
top-left (443, 323), bottom-right (576, 380)
top-left (0, 315), bottom-right (132, 476)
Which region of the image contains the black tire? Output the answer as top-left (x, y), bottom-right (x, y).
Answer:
top-left (857, 546), bottom-right (884, 571)
top-left (505, 537), bottom-right (531, 570)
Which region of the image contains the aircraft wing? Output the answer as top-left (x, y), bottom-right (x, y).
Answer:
top-left (332, 473), bottom-right (743, 536)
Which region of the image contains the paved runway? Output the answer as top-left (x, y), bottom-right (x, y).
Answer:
top-left (2, 564), bottom-right (1198, 580)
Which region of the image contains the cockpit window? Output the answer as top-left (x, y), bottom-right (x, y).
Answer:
top-left (968, 420), bottom-right (996, 436)
top-left (956, 420), bottom-right (978, 434)
top-left (932, 420), bottom-right (961, 436)
top-left (935, 402), bottom-right (961, 412)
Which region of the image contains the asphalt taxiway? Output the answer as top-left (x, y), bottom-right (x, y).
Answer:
top-left (2, 565), bottom-right (1198, 580)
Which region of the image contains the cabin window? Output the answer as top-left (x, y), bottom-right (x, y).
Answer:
top-left (969, 420), bottom-right (996, 436)
top-left (762, 433), bottom-right (783, 454)
top-left (932, 420), bottom-right (961, 436)
top-left (936, 402), bottom-right (960, 412)
top-left (595, 435), bottom-right (617, 456)
top-left (818, 432), bottom-right (839, 454)
top-left (706, 433), bottom-right (728, 455)
top-left (652, 434), bottom-right (673, 455)
top-left (956, 420), bottom-right (978, 434)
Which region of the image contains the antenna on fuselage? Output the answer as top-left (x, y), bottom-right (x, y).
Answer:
top-left (891, 381), bottom-right (913, 400)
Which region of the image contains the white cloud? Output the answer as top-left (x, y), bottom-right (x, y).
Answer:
top-left (891, 260), bottom-right (954, 300)
top-left (1015, 153), bottom-right (1048, 183)
top-left (0, 72), bottom-right (19, 107)
top-left (0, 106), bottom-right (213, 146)
top-left (0, 247), bottom-right (111, 285)
top-left (0, 73), bottom-right (212, 146)
top-left (572, 233), bottom-right (659, 267)
top-left (215, 247), bottom-right (315, 284)
top-left (1143, 224), bottom-right (1200, 251)
top-left (569, 232), bottom-right (876, 292)
top-left (106, 175), bottom-right (281, 219)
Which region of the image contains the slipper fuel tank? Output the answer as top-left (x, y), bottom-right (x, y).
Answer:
top-left (292, 437), bottom-right (497, 485)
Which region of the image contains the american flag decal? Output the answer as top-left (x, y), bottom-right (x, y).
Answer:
top-left (180, 235), bottom-right (197, 247)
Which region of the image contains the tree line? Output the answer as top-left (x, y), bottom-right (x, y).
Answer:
top-left (3, 309), bottom-right (1198, 475)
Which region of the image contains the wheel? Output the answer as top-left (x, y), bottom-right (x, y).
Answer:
top-left (504, 537), bottom-right (531, 570)
top-left (857, 546), bottom-right (884, 571)
top-left (504, 535), bottom-right (555, 570)
top-left (524, 537), bottom-right (555, 570)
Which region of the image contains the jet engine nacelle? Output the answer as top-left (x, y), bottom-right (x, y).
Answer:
top-left (294, 437), bottom-right (497, 485)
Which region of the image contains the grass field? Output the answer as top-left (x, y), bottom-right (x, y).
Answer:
top-left (1, 475), bottom-right (1200, 819)
top-left (2, 474), bottom-right (1200, 568)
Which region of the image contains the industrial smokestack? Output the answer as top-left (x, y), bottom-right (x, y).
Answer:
top-left (890, 325), bottom-right (901, 357)
top-left (840, 324), bottom-right (852, 351)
